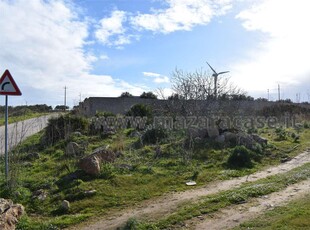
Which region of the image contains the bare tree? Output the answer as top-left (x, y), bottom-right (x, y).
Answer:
top-left (171, 67), bottom-right (244, 100)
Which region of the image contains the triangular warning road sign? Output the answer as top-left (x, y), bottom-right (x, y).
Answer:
top-left (0, 70), bottom-right (22, 96)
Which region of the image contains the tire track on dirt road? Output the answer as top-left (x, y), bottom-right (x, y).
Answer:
top-left (191, 178), bottom-right (310, 230)
top-left (69, 149), bottom-right (310, 230)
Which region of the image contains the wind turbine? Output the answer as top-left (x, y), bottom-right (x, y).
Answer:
top-left (206, 62), bottom-right (229, 99)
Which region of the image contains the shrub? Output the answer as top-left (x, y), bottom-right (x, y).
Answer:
top-left (126, 104), bottom-right (152, 118)
top-left (141, 128), bottom-right (168, 145)
top-left (227, 146), bottom-right (253, 168)
top-left (42, 115), bottom-right (89, 146)
top-left (139, 91), bottom-right (157, 99)
top-left (275, 127), bottom-right (287, 141)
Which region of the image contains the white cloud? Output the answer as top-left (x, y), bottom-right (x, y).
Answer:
top-left (143, 72), bottom-right (170, 83)
top-left (131, 0), bottom-right (232, 33)
top-left (232, 0), bottom-right (310, 97)
top-left (143, 72), bottom-right (161, 77)
top-left (95, 10), bottom-right (134, 46)
top-left (0, 0), bottom-right (146, 106)
top-left (99, 54), bottom-right (109, 60)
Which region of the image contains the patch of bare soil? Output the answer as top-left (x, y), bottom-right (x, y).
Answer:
top-left (67, 150), bottom-right (310, 230)
top-left (190, 179), bottom-right (310, 230)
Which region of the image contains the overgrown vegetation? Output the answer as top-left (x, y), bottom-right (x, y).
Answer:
top-left (0, 110), bottom-right (309, 229)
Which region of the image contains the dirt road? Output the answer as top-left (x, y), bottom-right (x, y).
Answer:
top-left (69, 149), bottom-right (310, 230)
top-left (192, 179), bottom-right (310, 230)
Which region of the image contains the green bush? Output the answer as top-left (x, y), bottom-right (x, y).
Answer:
top-left (141, 128), bottom-right (168, 145)
top-left (42, 115), bottom-right (89, 146)
top-left (126, 104), bottom-right (152, 118)
top-left (275, 127), bottom-right (287, 141)
top-left (227, 146), bottom-right (253, 168)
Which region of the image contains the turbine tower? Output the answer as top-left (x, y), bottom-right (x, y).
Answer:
top-left (206, 62), bottom-right (229, 99)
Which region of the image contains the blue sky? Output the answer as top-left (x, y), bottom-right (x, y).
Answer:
top-left (0, 0), bottom-right (309, 107)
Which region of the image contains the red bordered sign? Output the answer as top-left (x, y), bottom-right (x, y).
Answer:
top-left (0, 70), bottom-right (22, 96)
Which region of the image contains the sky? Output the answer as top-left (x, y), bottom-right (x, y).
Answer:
top-left (0, 0), bottom-right (309, 108)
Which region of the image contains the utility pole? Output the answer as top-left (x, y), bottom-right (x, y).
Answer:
top-left (267, 89), bottom-right (270, 101)
top-left (278, 84), bottom-right (280, 101)
top-left (64, 86), bottom-right (67, 112)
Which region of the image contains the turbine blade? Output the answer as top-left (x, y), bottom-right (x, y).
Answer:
top-left (218, 71), bottom-right (229, 75)
top-left (206, 62), bottom-right (217, 74)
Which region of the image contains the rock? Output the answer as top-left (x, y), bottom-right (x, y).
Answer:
top-left (129, 130), bottom-right (141, 138)
top-left (207, 127), bottom-right (219, 138)
top-left (84, 190), bottom-right (97, 196)
top-left (23, 152), bottom-right (40, 161)
top-left (281, 157), bottom-right (292, 163)
top-left (186, 181), bottom-right (197, 186)
top-left (72, 131), bottom-right (82, 136)
top-left (236, 134), bottom-right (256, 150)
top-left (215, 134), bottom-right (225, 143)
top-left (188, 128), bottom-right (207, 139)
top-left (223, 132), bottom-right (237, 143)
top-left (61, 200), bottom-right (70, 211)
top-left (65, 142), bottom-right (83, 157)
top-left (78, 148), bottom-right (121, 176)
top-left (92, 147), bottom-right (122, 162)
top-left (78, 155), bottom-right (101, 175)
top-left (102, 127), bottom-right (116, 136)
top-left (251, 134), bottom-right (268, 145)
top-left (0, 198), bottom-right (24, 230)
top-left (32, 189), bottom-right (48, 201)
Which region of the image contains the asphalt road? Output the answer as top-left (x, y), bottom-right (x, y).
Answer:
top-left (0, 114), bottom-right (58, 155)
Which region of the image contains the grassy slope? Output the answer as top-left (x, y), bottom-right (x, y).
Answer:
top-left (0, 112), bottom-right (50, 126)
top-left (0, 122), bottom-right (309, 229)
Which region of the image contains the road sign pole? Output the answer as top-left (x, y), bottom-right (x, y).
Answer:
top-left (5, 95), bottom-right (9, 183)
top-left (0, 69), bottom-right (22, 185)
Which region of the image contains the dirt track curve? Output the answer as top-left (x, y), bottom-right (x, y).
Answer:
top-left (67, 149), bottom-right (310, 230)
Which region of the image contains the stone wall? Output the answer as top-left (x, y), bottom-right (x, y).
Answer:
top-left (77, 97), bottom-right (310, 117)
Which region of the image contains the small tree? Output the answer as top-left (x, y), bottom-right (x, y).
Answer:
top-left (126, 104), bottom-right (152, 118)
top-left (140, 91), bottom-right (157, 99)
top-left (171, 67), bottom-right (244, 100)
top-left (120, 92), bottom-right (134, 98)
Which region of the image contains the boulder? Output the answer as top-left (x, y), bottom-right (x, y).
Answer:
top-left (236, 134), bottom-right (256, 150)
top-left (215, 134), bottom-right (225, 144)
top-left (207, 127), bottom-right (219, 138)
top-left (188, 128), bottom-right (207, 139)
top-left (78, 148), bottom-right (122, 176)
top-left (0, 198), bottom-right (24, 230)
top-left (224, 132), bottom-right (237, 143)
top-left (78, 155), bottom-right (101, 175)
top-left (65, 142), bottom-right (83, 157)
top-left (61, 200), bottom-right (70, 211)
top-left (251, 134), bottom-right (268, 146)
